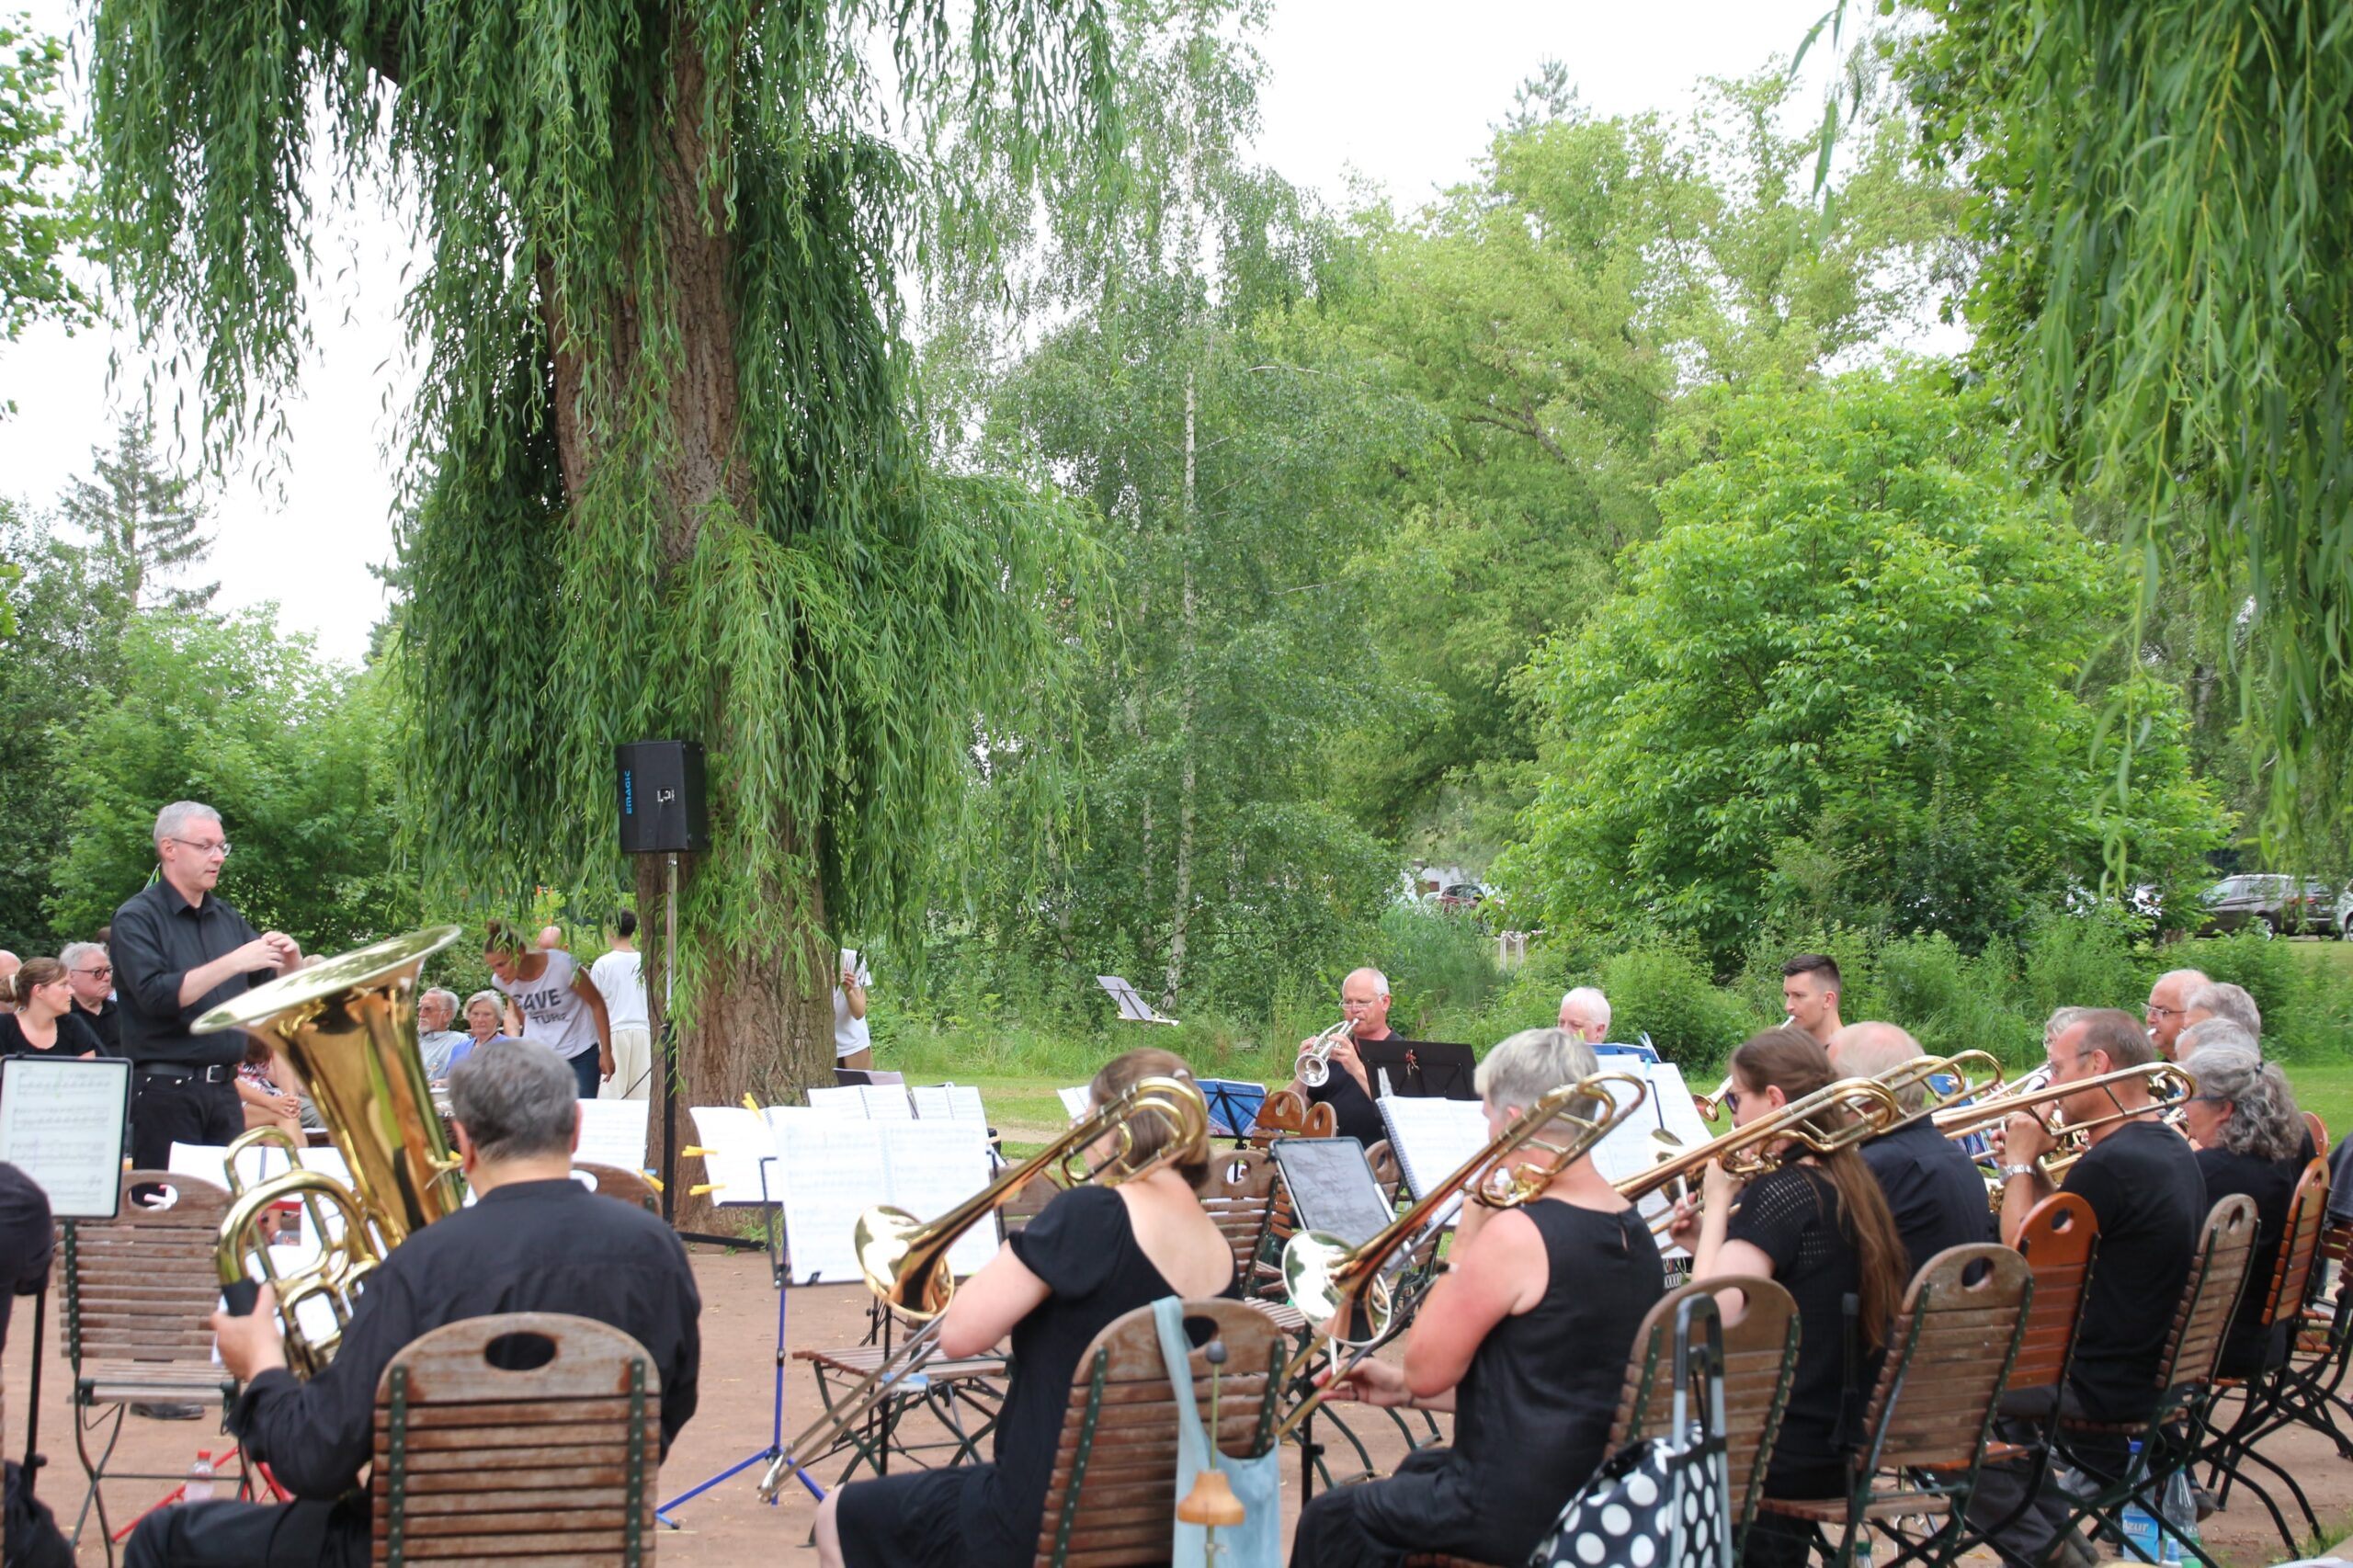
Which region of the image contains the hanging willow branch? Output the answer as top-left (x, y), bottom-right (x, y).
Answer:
top-left (88, 0), bottom-right (1112, 1005)
top-left (1904, 0), bottom-right (2353, 851)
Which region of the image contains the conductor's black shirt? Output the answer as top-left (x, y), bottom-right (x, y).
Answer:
top-left (1859, 1115), bottom-right (1996, 1279)
top-left (230, 1178), bottom-right (703, 1500)
top-left (109, 879), bottom-right (270, 1068)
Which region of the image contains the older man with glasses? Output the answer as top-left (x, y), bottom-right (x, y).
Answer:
top-left (110, 801), bottom-right (303, 1176)
top-left (59, 940), bottom-right (120, 1053)
top-left (2143, 966), bottom-right (2210, 1062)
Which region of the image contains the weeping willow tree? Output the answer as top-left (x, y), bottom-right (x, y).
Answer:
top-left (90, 1), bottom-right (1110, 1187)
top-left (1904, 1), bottom-right (2353, 857)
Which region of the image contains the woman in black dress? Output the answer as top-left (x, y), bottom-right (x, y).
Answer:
top-left (1669, 1027), bottom-right (1909, 1568)
top-left (816, 1046), bottom-right (1237, 1568)
top-left (2178, 1042), bottom-right (2310, 1377)
top-left (0, 958), bottom-right (108, 1058)
top-left (1290, 1027), bottom-right (1666, 1568)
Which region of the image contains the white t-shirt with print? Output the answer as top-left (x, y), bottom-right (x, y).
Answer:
top-left (833, 959), bottom-right (872, 1059)
top-left (494, 949), bottom-right (600, 1061)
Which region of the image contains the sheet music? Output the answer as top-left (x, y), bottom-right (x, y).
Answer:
top-left (806, 1085), bottom-right (867, 1117)
top-left (764, 1108), bottom-right (886, 1283)
top-left (943, 1085), bottom-right (986, 1122)
top-left (1057, 1086), bottom-right (1092, 1120)
top-left (858, 1085), bottom-right (913, 1120)
top-left (910, 1085), bottom-right (951, 1119)
top-left (575, 1098), bottom-right (650, 1170)
top-left (878, 1121), bottom-right (999, 1277)
top-left (687, 1106), bottom-right (778, 1206)
top-left (1373, 1097), bottom-right (1492, 1228)
top-left (170, 1140), bottom-right (283, 1194)
top-left (0, 1057), bottom-right (131, 1219)
top-left (1589, 1062), bottom-right (1712, 1255)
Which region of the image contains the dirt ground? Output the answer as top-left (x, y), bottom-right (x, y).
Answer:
top-left (7, 1244), bottom-right (2350, 1566)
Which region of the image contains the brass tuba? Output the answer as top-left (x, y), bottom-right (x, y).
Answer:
top-left (198, 925), bottom-right (468, 1377)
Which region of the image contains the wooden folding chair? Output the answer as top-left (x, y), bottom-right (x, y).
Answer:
top-left (1029, 1299), bottom-right (1283, 1567)
top-left (2193, 1158), bottom-right (2332, 1551)
top-left (60, 1170), bottom-right (244, 1564)
top-left (571, 1164), bottom-right (658, 1212)
top-left (369, 1312), bottom-right (658, 1565)
top-left (2276, 1219), bottom-right (2353, 1460)
top-left (1246, 1090), bottom-right (1335, 1147)
top-left (2045, 1194), bottom-right (2259, 1568)
top-left (1758, 1244), bottom-right (2033, 1568)
top-left (1201, 1152), bottom-right (1281, 1299)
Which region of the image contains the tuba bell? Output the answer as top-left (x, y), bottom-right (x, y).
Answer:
top-left (197, 925), bottom-right (468, 1377)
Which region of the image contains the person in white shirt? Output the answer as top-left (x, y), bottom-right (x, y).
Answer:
top-left (591, 914), bottom-right (652, 1101)
top-left (417, 988), bottom-right (468, 1081)
top-left (1556, 985), bottom-right (1610, 1043)
top-left (835, 949), bottom-right (872, 1070)
top-left (483, 920), bottom-right (613, 1099)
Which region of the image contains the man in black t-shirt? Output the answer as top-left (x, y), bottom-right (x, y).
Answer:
top-left (62, 941), bottom-right (121, 1053)
top-left (1829, 1021), bottom-right (1995, 1278)
top-left (1969, 1008), bottom-right (2205, 1568)
top-left (1281, 967), bottom-right (1397, 1149)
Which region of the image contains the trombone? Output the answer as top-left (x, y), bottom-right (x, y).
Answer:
top-left (1619, 1075), bottom-right (1904, 1231)
top-left (755, 1072), bottom-right (1211, 1502)
top-left (1692, 1017), bottom-right (1794, 1119)
top-left (1874, 1051), bottom-right (2006, 1125)
top-left (1932, 1061), bottom-right (2195, 1149)
top-left (1272, 1072), bottom-right (1649, 1440)
top-left (1296, 1017), bottom-right (1355, 1089)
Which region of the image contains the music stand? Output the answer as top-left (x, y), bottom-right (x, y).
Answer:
top-left (1095, 974), bottom-right (1178, 1026)
top-left (1196, 1079), bottom-right (1267, 1142)
top-left (1358, 1039), bottom-right (1478, 1099)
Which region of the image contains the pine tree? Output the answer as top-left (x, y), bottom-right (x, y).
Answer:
top-left (59, 418), bottom-right (218, 614)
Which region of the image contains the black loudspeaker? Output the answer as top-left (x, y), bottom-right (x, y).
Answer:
top-left (616, 741), bottom-right (710, 854)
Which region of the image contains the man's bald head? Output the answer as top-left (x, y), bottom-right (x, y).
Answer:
top-left (1339, 968), bottom-right (1392, 1038)
top-left (2145, 967), bottom-right (2211, 1060)
top-left (536, 924), bottom-right (563, 952)
top-left (1827, 1021), bottom-right (1927, 1112)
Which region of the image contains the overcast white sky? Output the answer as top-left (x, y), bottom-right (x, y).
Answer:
top-left (0, 0), bottom-right (1844, 665)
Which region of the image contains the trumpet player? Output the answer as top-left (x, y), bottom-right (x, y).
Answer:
top-left (1292, 1028), bottom-right (1664, 1568)
top-left (1668, 1028), bottom-right (1908, 1568)
top-left (819, 1047), bottom-right (1235, 1568)
top-left (1826, 1022), bottom-right (1995, 1276)
top-left (128, 1041), bottom-right (702, 1568)
top-left (1965, 1009), bottom-right (2205, 1568)
top-left (1281, 968), bottom-right (1398, 1147)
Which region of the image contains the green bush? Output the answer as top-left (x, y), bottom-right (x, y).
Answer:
top-left (1371, 903), bottom-right (1501, 1032)
top-left (2019, 914), bottom-right (2144, 1023)
top-left (1873, 932), bottom-right (2039, 1063)
top-left (1597, 937), bottom-right (1762, 1068)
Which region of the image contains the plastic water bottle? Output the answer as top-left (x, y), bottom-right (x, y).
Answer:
top-left (2158, 1463), bottom-right (2200, 1566)
top-left (184, 1449), bottom-right (216, 1504)
top-left (2119, 1442), bottom-right (2169, 1566)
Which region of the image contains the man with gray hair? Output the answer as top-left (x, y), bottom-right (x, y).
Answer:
top-left (1285, 966), bottom-right (1399, 1148)
top-left (110, 801), bottom-right (302, 1172)
top-left (415, 988), bottom-right (467, 1080)
top-left (131, 1040), bottom-right (702, 1568)
top-left (1827, 1022), bottom-right (1995, 1275)
top-left (2143, 966), bottom-right (2210, 1061)
top-left (60, 939), bottom-right (120, 1053)
top-left (1556, 985), bottom-right (1610, 1042)
top-left (2184, 981), bottom-right (2260, 1040)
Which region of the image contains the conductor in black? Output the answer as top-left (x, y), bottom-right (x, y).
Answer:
top-left (109, 801), bottom-right (303, 1170)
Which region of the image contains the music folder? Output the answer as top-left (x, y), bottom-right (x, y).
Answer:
top-left (1357, 1038), bottom-right (1478, 1099)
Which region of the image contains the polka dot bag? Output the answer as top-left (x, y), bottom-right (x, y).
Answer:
top-left (1530, 1293), bottom-right (1731, 1568)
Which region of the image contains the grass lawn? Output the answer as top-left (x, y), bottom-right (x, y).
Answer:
top-left (2285, 1061), bottom-right (2353, 1142)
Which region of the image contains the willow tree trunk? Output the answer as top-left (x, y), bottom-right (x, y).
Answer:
top-left (543, 22), bottom-right (837, 1233)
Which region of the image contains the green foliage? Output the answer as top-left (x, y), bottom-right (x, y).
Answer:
top-left (1370, 903), bottom-right (1500, 1034)
top-left (59, 418), bottom-right (219, 614)
top-left (0, 15), bottom-right (93, 355)
top-left (1593, 937), bottom-right (1763, 1068)
top-left (45, 611), bottom-right (412, 952)
top-left (1903, 0), bottom-right (2353, 852)
top-left (1498, 369), bottom-right (2229, 964)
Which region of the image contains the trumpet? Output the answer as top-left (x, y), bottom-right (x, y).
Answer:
top-left (756, 1072), bottom-right (1211, 1501)
top-left (1273, 1072), bottom-right (1649, 1440)
top-left (1620, 1075), bottom-right (1904, 1230)
top-left (1296, 1017), bottom-right (1356, 1089)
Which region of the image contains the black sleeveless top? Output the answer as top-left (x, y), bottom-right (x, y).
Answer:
top-left (1458, 1199), bottom-right (1665, 1551)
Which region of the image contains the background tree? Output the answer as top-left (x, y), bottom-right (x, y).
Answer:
top-left (91, 0), bottom-right (1120, 1204)
top-left (1902, 0), bottom-right (2353, 855)
top-left (0, 13), bottom-right (93, 356)
top-left (60, 416), bottom-right (219, 614)
top-left (1496, 369), bottom-right (2227, 964)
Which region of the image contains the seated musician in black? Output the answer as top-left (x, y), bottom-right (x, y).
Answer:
top-left (1672, 1028), bottom-right (1911, 1568)
top-left (820, 1045), bottom-right (1236, 1568)
top-left (1292, 1028), bottom-right (1665, 1568)
top-left (1828, 1020), bottom-right (1995, 1277)
top-left (128, 1040), bottom-right (702, 1568)
top-left (2178, 1043), bottom-right (2310, 1378)
top-left (1279, 967), bottom-right (1398, 1148)
top-left (1966, 1007), bottom-right (2205, 1568)
top-left (2, 1161), bottom-right (74, 1568)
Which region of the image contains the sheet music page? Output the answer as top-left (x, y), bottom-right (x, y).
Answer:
top-left (1372, 1098), bottom-right (1492, 1227)
top-left (574, 1098), bottom-right (650, 1169)
top-left (879, 1120), bottom-right (999, 1277)
top-left (687, 1106), bottom-right (778, 1206)
top-left (944, 1085), bottom-right (986, 1122)
top-left (169, 1140), bottom-right (285, 1195)
top-left (0, 1057), bottom-right (130, 1219)
top-left (1057, 1086), bottom-right (1092, 1120)
top-left (858, 1085), bottom-right (914, 1120)
top-left (909, 1085), bottom-right (953, 1119)
top-left (764, 1108), bottom-right (887, 1284)
top-left (805, 1085), bottom-right (867, 1118)
top-left (1586, 1063), bottom-right (1709, 1256)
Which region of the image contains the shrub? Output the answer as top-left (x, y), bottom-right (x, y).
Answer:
top-left (1371, 903), bottom-right (1500, 1033)
top-left (1597, 937), bottom-right (1763, 1068)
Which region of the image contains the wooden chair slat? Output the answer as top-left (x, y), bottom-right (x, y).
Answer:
top-left (378, 1508), bottom-right (648, 1536)
top-left (375, 1395), bottom-right (651, 1428)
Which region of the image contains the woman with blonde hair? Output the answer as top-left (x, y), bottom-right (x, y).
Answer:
top-left (0, 958), bottom-right (108, 1059)
top-left (818, 1046), bottom-right (1234, 1568)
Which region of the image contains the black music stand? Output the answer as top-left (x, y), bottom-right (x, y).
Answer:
top-left (1197, 1079), bottom-right (1267, 1141)
top-left (1358, 1039), bottom-right (1478, 1099)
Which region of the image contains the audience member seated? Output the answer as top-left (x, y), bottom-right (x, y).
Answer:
top-left (0, 957), bottom-right (108, 1059)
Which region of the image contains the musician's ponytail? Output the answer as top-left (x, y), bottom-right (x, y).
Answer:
top-left (1731, 1028), bottom-right (1911, 1352)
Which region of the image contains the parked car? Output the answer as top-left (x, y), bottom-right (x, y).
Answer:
top-left (2198, 874), bottom-right (2342, 937)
